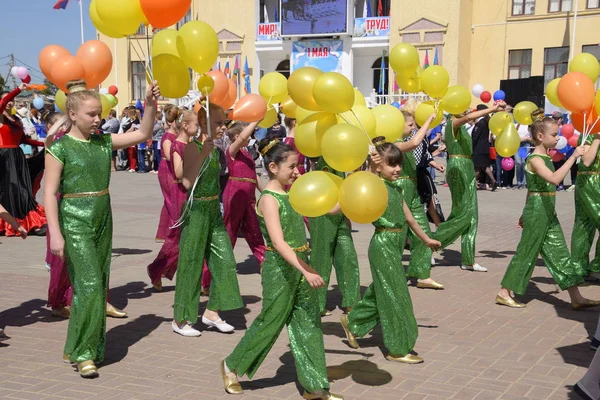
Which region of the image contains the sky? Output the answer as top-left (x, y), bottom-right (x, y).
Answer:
top-left (0, 0), bottom-right (96, 87)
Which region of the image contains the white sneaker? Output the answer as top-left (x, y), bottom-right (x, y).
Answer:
top-left (202, 316), bottom-right (234, 333)
top-left (431, 257), bottom-right (436, 266)
top-left (45, 263), bottom-right (51, 271)
top-left (172, 320), bottom-right (201, 337)
top-left (460, 263), bottom-right (488, 272)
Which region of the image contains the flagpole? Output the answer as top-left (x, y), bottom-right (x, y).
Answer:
top-left (79, 0), bottom-right (84, 44)
top-left (114, 38), bottom-right (119, 114)
top-left (569, 0), bottom-right (579, 61)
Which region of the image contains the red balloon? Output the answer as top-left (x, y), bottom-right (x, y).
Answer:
top-left (568, 134), bottom-right (580, 147)
top-left (561, 123), bottom-right (575, 139)
top-left (549, 148), bottom-right (565, 162)
top-left (480, 91), bottom-right (492, 103)
top-left (108, 85), bottom-right (118, 95)
top-left (22, 75), bottom-right (31, 84)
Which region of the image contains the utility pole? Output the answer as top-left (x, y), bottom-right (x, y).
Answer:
top-left (8, 54), bottom-right (17, 89)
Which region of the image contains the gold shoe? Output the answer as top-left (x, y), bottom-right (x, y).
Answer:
top-left (340, 315), bottom-right (359, 349)
top-left (201, 287), bottom-right (210, 297)
top-left (416, 280), bottom-right (444, 290)
top-left (572, 299), bottom-right (600, 310)
top-left (77, 360), bottom-right (98, 378)
top-left (385, 353), bottom-right (424, 364)
top-left (344, 307), bottom-right (352, 314)
top-left (302, 391), bottom-right (344, 400)
top-left (321, 310), bottom-right (332, 317)
top-left (495, 295), bottom-right (526, 308)
top-left (106, 304), bottom-right (128, 318)
top-left (220, 360), bottom-right (243, 395)
top-left (62, 353), bottom-right (73, 364)
top-left (152, 280), bottom-right (163, 292)
top-left (51, 306), bottom-right (71, 318)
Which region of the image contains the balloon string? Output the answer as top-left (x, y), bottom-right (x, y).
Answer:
top-left (348, 108), bottom-right (373, 144)
top-left (588, 117), bottom-right (600, 138)
top-left (583, 112), bottom-right (588, 144)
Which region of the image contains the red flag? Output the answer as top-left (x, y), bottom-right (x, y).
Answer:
top-left (377, 0), bottom-right (383, 16)
top-left (53, 0), bottom-right (70, 9)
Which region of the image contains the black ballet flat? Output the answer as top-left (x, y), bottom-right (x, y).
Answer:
top-left (33, 224), bottom-right (47, 236)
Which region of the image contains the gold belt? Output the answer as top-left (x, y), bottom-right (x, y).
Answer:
top-left (193, 195), bottom-right (219, 201)
top-left (577, 171), bottom-right (600, 176)
top-left (449, 154), bottom-right (471, 159)
top-left (375, 227), bottom-right (403, 233)
top-left (527, 191), bottom-right (556, 197)
top-left (398, 176), bottom-right (416, 181)
top-left (229, 177), bottom-right (257, 184)
top-left (266, 243), bottom-right (310, 253)
top-left (62, 188), bottom-right (109, 199)
top-left (174, 179), bottom-right (183, 183)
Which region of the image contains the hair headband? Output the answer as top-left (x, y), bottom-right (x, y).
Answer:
top-left (373, 139), bottom-right (386, 147)
top-left (260, 139), bottom-right (279, 156)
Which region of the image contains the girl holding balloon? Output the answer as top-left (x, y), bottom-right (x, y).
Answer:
top-left (433, 102), bottom-right (506, 272)
top-left (172, 101), bottom-right (243, 337)
top-left (222, 138), bottom-right (342, 400)
top-left (340, 137), bottom-right (441, 364)
top-left (495, 114), bottom-right (599, 309)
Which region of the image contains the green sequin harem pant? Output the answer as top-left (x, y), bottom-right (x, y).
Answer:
top-left (62, 194), bottom-right (112, 364)
top-left (396, 178), bottom-right (433, 279)
top-left (501, 195), bottom-right (584, 295)
top-left (309, 214), bottom-right (360, 313)
top-left (571, 175), bottom-right (600, 274)
top-left (174, 198), bottom-right (243, 324)
top-left (226, 251), bottom-right (330, 393)
top-left (347, 230), bottom-right (418, 357)
top-left (433, 157), bottom-right (478, 266)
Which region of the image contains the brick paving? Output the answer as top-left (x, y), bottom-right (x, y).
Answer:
top-left (0, 171), bottom-right (598, 399)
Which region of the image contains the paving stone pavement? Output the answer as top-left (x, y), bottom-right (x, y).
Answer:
top-left (0, 171), bottom-right (598, 400)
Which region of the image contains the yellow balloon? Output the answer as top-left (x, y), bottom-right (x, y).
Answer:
top-left (153, 29), bottom-right (180, 57)
top-left (496, 123), bottom-right (520, 157)
top-left (280, 96), bottom-right (297, 118)
top-left (258, 108), bottom-right (278, 129)
top-left (513, 101), bottom-right (538, 125)
top-left (176, 21), bottom-right (219, 74)
top-left (545, 78), bottom-right (564, 108)
top-left (396, 67), bottom-right (422, 94)
top-left (153, 54), bottom-right (191, 99)
top-left (415, 101), bottom-right (443, 129)
top-left (197, 74), bottom-right (215, 96)
top-left (89, 0), bottom-right (127, 38)
top-left (95, 0), bottom-right (145, 36)
top-left (389, 43), bottom-right (419, 73)
top-left (371, 105), bottom-right (405, 142)
top-left (295, 112), bottom-right (338, 157)
top-left (289, 171), bottom-right (340, 217)
top-left (339, 171), bottom-right (388, 224)
top-left (489, 111), bottom-right (513, 137)
top-left (288, 67), bottom-right (323, 111)
top-left (55, 90), bottom-right (67, 112)
top-left (353, 88), bottom-right (366, 107)
top-left (441, 85), bottom-right (471, 115)
top-left (100, 94), bottom-right (111, 118)
top-left (322, 124), bottom-right (370, 172)
top-left (421, 66), bottom-right (449, 99)
top-left (296, 106), bottom-right (318, 124)
top-left (596, 90), bottom-right (600, 116)
top-left (313, 72), bottom-right (355, 114)
top-left (570, 53), bottom-right (600, 83)
top-left (338, 106), bottom-right (377, 139)
top-left (325, 172), bottom-right (344, 189)
top-left (259, 72), bottom-right (288, 104)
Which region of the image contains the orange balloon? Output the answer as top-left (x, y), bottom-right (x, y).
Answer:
top-left (572, 108), bottom-right (600, 134)
top-left (76, 40), bottom-right (113, 89)
top-left (206, 71), bottom-right (229, 104)
top-left (50, 55), bottom-right (86, 93)
top-left (140, 0), bottom-right (192, 29)
top-left (557, 72), bottom-right (595, 113)
top-left (39, 45), bottom-right (70, 81)
top-left (215, 79), bottom-right (237, 110)
top-left (231, 94), bottom-right (267, 122)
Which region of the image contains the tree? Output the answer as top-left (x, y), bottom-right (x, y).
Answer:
top-left (0, 74), bottom-right (5, 91)
top-left (42, 78), bottom-right (57, 96)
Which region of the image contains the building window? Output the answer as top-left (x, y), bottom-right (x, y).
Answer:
top-left (131, 61), bottom-right (147, 101)
top-left (544, 47), bottom-right (569, 86)
top-left (512, 0), bottom-right (536, 15)
top-left (176, 10), bottom-right (192, 29)
top-left (589, 0), bottom-right (600, 8)
top-left (508, 49), bottom-right (532, 79)
top-left (548, 0), bottom-right (572, 12)
top-left (371, 57), bottom-right (389, 95)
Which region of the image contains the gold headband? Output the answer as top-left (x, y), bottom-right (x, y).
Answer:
top-left (260, 139), bottom-right (279, 156)
top-left (373, 139), bottom-right (386, 147)
top-left (69, 83), bottom-right (87, 93)
top-left (200, 99), bottom-right (207, 106)
top-left (226, 120), bottom-right (236, 129)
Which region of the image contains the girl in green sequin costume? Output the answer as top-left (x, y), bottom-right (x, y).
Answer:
top-left (222, 139), bottom-right (343, 400)
top-left (44, 80), bottom-right (161, 378)
top-left (570, 133), bottom-right (600, 281)
top-left (309, 157), bottom-right (360, 316)
top-left (340, 138), bottom-right (440, 364)
top-left (496, 114), bottom-right (599, 309)
top-left (172, 102), bottom-right (243, 337)
top-left (394, 110), bottom-right (444, 290)
top-left (434, 103), bottom-right (506, 272)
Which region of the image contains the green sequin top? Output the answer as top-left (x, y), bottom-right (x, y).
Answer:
top-left (400, 149), bottom-right (416, 178)
top-left (46, 134), bottom-right (112, 194)
top-left (526, 154), bottom-right (556, 192)
top-left (445, 120), bottom-right (472, 157)
top-left (578, 135), bottom-right (600, 173)
top-left (316, 157), bottom-right (344, 178)
top-left (191, 140), bottom-right (221, 198)
top-left (373, 180), bottom-right (406, 230)
top-left (258, 190), bottom-right (307, 249)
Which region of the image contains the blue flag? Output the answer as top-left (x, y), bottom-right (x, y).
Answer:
top-left (366, 0), bottom-right (372, 17)
top-left (274, 4), bottom-right (279, 22)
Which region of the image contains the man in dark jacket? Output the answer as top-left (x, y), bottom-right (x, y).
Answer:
top-left (471, 104), bottom-right (497, 191)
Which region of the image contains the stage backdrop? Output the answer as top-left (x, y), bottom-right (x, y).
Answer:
top-left (291, 39), bottom-right (344, 73)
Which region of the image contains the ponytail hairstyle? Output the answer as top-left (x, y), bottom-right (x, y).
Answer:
top-left (529, 108), bottom-right (557, 144)
top-left (371, 135), bottom-right (404, 167)
top-left (258, 138), bottom-right (295, 177)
